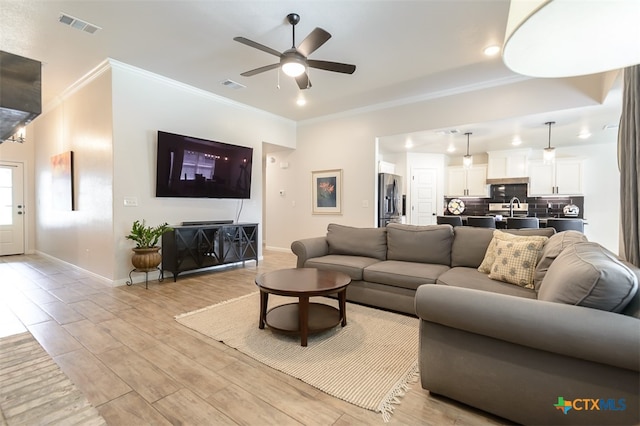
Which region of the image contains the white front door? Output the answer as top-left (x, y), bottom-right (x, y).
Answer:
top-left (0, 162), bottom-right (25, 255)
top-left (410, 168), bottom-right (437, 225)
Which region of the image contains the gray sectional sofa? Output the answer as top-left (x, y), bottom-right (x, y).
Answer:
top-left (291, 223), bottom-right (640, 425)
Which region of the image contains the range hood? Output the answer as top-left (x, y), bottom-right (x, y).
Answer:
top-left (0, 51), bottom-right (41, 141)
top-left (485, 177), bottom-right (530, 185)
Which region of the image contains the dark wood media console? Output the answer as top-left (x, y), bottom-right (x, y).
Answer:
top-left (161, 222), bottom-right (258, 281)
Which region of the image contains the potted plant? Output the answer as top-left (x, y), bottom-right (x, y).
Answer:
top-left (126, 220), bottom-right (172, 271)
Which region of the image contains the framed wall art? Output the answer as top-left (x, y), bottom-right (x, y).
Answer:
top-left (312, 169), bottom-right (342, 215)
top-left (51, 151), bottom-right (75, 211)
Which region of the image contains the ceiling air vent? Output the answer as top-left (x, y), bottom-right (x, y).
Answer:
top-left (221, 79), bottom-right (246, 90)
top-left (58, 13), bottom-right (101, 34)
top-left (436, 129), bottom-right (460, 136)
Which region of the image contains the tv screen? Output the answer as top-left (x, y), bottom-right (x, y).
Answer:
top-left (156, 131), bottom-right (253, 199)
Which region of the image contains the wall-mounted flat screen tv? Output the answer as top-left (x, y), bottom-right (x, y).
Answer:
top-left (156, 131), bottom-right (253, 199)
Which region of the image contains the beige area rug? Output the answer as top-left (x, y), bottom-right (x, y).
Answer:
top-left (0, 332), bottom-right (106, 425)
top-left (176, 292), bottom-right (420, 421)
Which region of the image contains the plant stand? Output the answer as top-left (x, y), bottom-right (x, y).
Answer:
top-left (126, 267), bottom-right (163, 289)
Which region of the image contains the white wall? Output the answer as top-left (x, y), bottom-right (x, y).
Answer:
top-left (31, 60), bottom-right (296, 283)
top-left (110, 61), bottom-right (296, 282)
top-left (265, 78), bottom-right (621, 252)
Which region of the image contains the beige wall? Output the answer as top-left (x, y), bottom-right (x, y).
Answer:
top-left (32, 69), bottom-right (115, 278)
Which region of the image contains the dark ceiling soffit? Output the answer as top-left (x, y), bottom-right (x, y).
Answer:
top-left (0, 51), bottom-right (42, 140)
top-left (486, 177), bottom-right (530, 185)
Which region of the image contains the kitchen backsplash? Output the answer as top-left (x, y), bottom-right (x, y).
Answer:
top-left (444, 196), bottom-right (584, 219)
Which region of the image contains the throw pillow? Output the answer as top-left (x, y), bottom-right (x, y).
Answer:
top-left (533, 230), bottom-right (588, 291)
top-left (538, 242), bottom-right (638, 312)
top-left (478, 230), bottom-right (548, 274)
top-left (488, 238), bottom-right (546, 289)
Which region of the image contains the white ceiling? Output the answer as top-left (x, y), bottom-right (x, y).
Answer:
top-left (0, 0), bottom-right (625, 154)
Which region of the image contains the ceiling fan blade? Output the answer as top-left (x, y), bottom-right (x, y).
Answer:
top-left (295, 73), bottom-right (312, 90)
top-left (308, 60), bottom-right (356, 74)
top-left (233, 36), bottom-right (282, 57)
top-left (240, 63), bottom-right (280, 77)
top-left (297, 28), bottom-right (331, 57)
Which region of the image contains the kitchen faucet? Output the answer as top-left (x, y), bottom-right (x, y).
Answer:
top-left (509, 197), bottom-right (521, 217)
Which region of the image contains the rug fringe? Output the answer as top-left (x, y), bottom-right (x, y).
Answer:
top-left (377, 361), bottom-right (420, 422)
top-left (174, 292), bottom-right (258, 319)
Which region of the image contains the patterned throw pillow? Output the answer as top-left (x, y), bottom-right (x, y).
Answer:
top-left (488, 238), bottom-right (547, 288)
top-left (478, 230), bottom-right (548, 274)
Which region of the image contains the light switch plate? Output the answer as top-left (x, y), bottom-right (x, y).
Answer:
top-left (124, 197), bottom-right (138, 207)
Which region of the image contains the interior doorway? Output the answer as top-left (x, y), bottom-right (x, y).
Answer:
top-left (409, 167), bottom-right (437, 226)
top-left (0, 161), bottom-right (25, 255)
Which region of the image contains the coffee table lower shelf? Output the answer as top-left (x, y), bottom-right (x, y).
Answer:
top-left (265, 302), bottom-right (342, 337)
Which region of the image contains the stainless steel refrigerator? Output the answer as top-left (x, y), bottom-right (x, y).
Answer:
top-left (378, 173), bottom-right (403, 227)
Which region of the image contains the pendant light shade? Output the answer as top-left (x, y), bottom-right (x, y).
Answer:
top-left (463, 132), bottom-right (473, 168)
top-left (543, 121), bottom-right (556, 164)
top-left (503, 0), bottom-right (640, 78)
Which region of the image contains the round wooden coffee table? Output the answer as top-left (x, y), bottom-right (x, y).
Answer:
top-left (255, 268), bottom-right (351, 346)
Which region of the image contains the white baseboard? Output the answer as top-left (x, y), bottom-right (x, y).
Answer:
top-left (263, 246), bottom-right (293, 253)
top-left (34, 251), bottom-right (116, 287)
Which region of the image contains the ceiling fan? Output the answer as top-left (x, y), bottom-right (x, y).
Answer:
top-left (233, 13), bottom-right (356, 90)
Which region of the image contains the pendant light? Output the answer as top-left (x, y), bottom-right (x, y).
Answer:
top-left (543, 121), bottom-right (556, 164)
top-left (463, 132), bottom-right (473, 168)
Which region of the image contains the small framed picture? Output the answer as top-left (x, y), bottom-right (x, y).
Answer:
top-left (312, 169), bottom-right (342, 215)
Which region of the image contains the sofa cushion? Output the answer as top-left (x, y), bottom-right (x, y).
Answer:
top-left (451, 227), bottom-right (495, 268)
top-left (326, 223), bottom-right (387, 260)
top-left (538, 242), bottom-right (639, 312)
top-left (478, 230), bottom-right (549, 274)
top-left (386, 224), bottom-right (453, 265)
top-left (436, 267), bottom-right (537, 299)
top-left (363, 260), bottom-right (450, 291)
top-left (488, 238), bottom-right (547, 289)
top-left (305, 255), bottom-right (381, 281)
top-left (533, 230), bottom-right (588, 291)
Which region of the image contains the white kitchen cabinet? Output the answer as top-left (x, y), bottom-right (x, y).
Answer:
top-left (487, 149), bottom-right (531, 178)
top-left (529, 159), bottom-right (583, 195)
top-left (447, 165), bottom-right (488, 197)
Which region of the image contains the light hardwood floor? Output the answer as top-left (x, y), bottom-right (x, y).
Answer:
top-left (0, 250), bottom-right (509, 425)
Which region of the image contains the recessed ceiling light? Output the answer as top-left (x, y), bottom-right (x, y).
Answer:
top-left (405, 139), bottom-right (414, 149)
top-left (512, 136), bottom-right (522, 146)
top-left (447, 144), bottom-right (455, 153)
top-left (578, 130), bottom-right (591, 139)
top-left (296, 98), bottom-right (307, 106)
top-left (483, 45), bottom-right (501, 56)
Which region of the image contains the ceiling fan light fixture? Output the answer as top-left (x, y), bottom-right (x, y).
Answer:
top-left (281, 60), bottom-right (306, 77)
top-left (502, 0), bottom-right (640, 77)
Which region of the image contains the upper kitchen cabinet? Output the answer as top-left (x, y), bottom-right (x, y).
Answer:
top-left (447, 165), bottom-right (489, 197)
top-left (529, 158), bottom-right (583, 196)
top-left (487, 149), bottom-right (531, 179)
